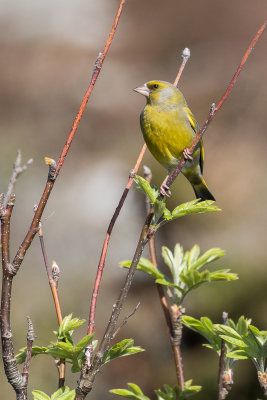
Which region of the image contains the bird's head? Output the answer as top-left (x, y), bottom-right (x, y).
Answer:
top-left (134, 80), bottom-right (185, 106)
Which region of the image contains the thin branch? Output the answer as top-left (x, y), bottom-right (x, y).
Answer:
top-left (111, 302), bottom-right (140, 340)
top-left (76, 209), bottom-right (154, 399)
top-left (38, 222), bottom-right (63, 325)
top-left (87, 143), bottom-right (147, 335)
top-left (37, 219), bottom-right (66, 387)
top-left (0, 196), bottom-right (26, 398)
top-left (56, 0), bottom-right (126, 174)
top-left (218, 312), bottom-right (228, 400)
top-left (173, 48), bottom-right (191, 87)
top-left (144, 166), bottom-right (185, 389)
top-left (22, 317), bottom-right (35, 387)
top-left (3, 150), bottom-right (33, 210)
top-left (165, 20), bottom-right (267, 193)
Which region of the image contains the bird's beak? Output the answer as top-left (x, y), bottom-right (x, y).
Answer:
top-left (133, 84), bottom-right (150, 97)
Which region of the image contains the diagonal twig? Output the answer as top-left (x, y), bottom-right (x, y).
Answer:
top-left (165, 20), bottom-right (267, 193)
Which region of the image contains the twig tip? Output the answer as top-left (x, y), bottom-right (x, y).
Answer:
top-left (182, 47), bottom-right (190, 60)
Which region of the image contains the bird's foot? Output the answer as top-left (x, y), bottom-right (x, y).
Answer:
top-left (183, 148), bottom-right (193, 161)
top-left (160, 183), bottom-right (171, 197)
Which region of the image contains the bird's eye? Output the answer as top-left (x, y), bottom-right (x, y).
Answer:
top-left (153, 84), bottom-right (159, 89)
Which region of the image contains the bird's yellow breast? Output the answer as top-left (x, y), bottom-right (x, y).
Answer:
top-left (141, 104), bottom-right (197, 172)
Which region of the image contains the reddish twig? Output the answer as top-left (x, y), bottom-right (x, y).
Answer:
top-left (173, 48), bottom-right (191, 87)
top-left (56, 0), bottom-right (126, 174)
top-left (38, 221), bottom-right (65, 387)
top-left (11, 0), bottom-right (126, 276)
top-left (87, 142), bottom-right (147, 335)
top-left (165, 20), bottom-right (267, 192)
top-left (38, 222), bottom-right (63, 325)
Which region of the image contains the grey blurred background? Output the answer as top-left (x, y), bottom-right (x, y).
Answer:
top-left (0, 0), bottom-right (267, 398)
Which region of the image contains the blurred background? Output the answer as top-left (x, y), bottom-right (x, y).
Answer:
top-left (0, 0), bottom-right (267, 398)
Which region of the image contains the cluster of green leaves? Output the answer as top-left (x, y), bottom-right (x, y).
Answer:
top-left (16, 315), bottom-right (144, 373)
top-left (120, 244), bottom-right (237, 303)
top-left (32, 386), bottom-right (75, 400)
top-left (182, 315), bottom-right (267, 372)
top-left (216, 320), bottom-right (267, 372)
top-left (16, 314), bottom-right (95, 372)
top-left (110, 381), bottom-right (201, 400)
top-left (134, 175), bottom-right (220, 231)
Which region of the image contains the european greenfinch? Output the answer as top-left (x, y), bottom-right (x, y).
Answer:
top-left (134, 80), bottom-right (215, 200)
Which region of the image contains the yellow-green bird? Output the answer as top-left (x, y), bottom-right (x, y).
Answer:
top-left (134, 80), bottom-right (215, 201)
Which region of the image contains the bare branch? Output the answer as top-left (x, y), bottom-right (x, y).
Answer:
top-left (111, 302), bottom-right (140, 340)
top-left (22, 317), bottom-right (35, 387)
top-left (3, 150), bottom-right (33, 210)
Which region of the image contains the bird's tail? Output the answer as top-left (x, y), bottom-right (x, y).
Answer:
top-left (192, 177), bottom-right (215, 201)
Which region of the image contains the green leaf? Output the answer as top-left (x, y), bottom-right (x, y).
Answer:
top-left (187, 245), bottom-right (200, 269)
top-left (182, 316), bottom-right (221, 352)
top-left (119, 258), bottom-right (164, 280)
top-left (110, 383), bottom-right (150, 400)
top-left (74, 334), bottom-right (94, 353)
top-left (172, 200), bottom-right (220, 219)
top-left (155, 381), bottom-right (201, 400)
top-left (102, 339), bottom-right (144, 365)
top-left (219, 335), bottom-right (247, 348)
top-left (192, 248), bottom-right (225, 271)
top-left (51, 386), bottom-right (75, 400)
top-left (134, 176), bottom-right (159, 204)
top-left (153, 199), bottom-right (168, 224)
top-left (58, 314), bottom-right (86, 338)
top-left (226, 349), bottom-right (250, 359)
top-left (32, 390), bottom-right (50, 400)
top-left (16, 346), bottom-right (48, 364)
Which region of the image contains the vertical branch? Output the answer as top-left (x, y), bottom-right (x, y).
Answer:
top-left (38, 221), bottom-right (65, 388)
top-left (144, 166), bottom-right (185, 389)
top-left (88, 143), bottom-right (147, 336)
top-left (76, 209), bottom-right (154, 399)
top-left (1, 196), bottom-right (26, 398)
top-left (22, 317), bottom-right (35, 388)
top-left (218, 312), bottom-right (228, 400)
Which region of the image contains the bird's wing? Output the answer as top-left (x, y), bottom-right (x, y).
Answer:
top-left (184, 106), bottom-right (204, 173)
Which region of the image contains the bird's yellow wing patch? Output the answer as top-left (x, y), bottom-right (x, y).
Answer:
top-left (184, 106), bottom-right (199, 134)
top-left (184, 106), bottom-right (204, 172)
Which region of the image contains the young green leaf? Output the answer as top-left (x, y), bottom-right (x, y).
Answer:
top-left (51, 386), bottom-right (75, 400)
top-left (182, 316), bottom-right (221, 352)
top-left (102, 339), bottom-right (144, 365)
top-left (155, 381), bottom-right (201, 400)
top-left (32, 391), bottom-right (51, 400)
top-left (110, 382), bottom-right (150, 400)
top-left (16, 346), bottom-right (48, 364)
top-left (171, 200), bottom-right (220, 219)
top-left (120, 258), bottom-right (164, 280)
top-left (134, 175), bottom-right (159, 204)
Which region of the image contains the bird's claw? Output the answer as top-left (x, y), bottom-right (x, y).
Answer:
top-left (160, 183), bottom-right (171, 197)
top-left (183, 148), bottom-right (193, 161)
